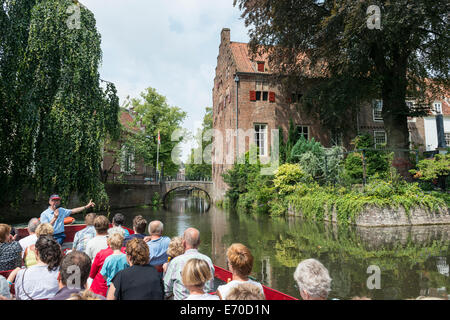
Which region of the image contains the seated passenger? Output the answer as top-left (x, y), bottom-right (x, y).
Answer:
top-left (0, 224), bottom-right (22, 271)
top-left (145, 220), bottom-right (171, 270)
top-left (18, 218), bottom-right (40, 258)
top-left (162, 236), bottom-right (184, 273)
top-left (163, 228), bottom-right (214, 300)
top-left (123, 215), bottom-right (147, 245)
top-left (8, 236), bottom-right (61, 300)
top-left (23, 223), bottom-right (54, 268)
top-left (50, 251), bottom-right (103, 300)
top-left (85, 215), bottom-right (110, 261)
top-left (100, 232), bottom-right (129, 288)
top-left (182, 258), bottom-right (219, 300)
top-left (0, 275), bottom-right (11, 300)
top-left (107, 238), bottom-right (164, 300)
top-left (112, 213), bottom-right (130, 238)
top-left (293, 258), bottom-right (332, 300)
top-left (88, 227), bottom-right (126, 297)
top-left (72, 213), bottom-right (96, 252)
top-left (225, 282), bottom-right (265, 300)
top-left (217, 243), bottom-right (265, 300)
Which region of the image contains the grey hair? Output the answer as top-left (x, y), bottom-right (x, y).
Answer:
top-left (183, 228), bottom-right (200, 248)
top-left (28, 218), bottom-right (40, 233)
top-left (149, 221), bottom-right (163, 236)
top-left (293, 259), bottom-right (332, 299)
top-left (108, 226), bottom-right (125, 237)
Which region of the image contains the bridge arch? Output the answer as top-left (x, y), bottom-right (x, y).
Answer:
top-left (161, 181), bottom-right (213, 211)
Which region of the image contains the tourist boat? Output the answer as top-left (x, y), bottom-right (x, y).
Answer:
top-left (1, 223), bottom-right (298, 300)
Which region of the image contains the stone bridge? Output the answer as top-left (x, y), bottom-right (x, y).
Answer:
top-left (161, 180), bottom-right (214, 208)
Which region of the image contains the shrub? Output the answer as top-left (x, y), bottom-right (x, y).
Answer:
top-left (273, 163), bottom-right (309, 195)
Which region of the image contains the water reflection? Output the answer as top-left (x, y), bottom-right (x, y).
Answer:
top-left (112, 193), bottom-right (450, 300)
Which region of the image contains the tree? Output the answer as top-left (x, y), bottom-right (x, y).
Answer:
top-left (0, 0), bottom-right (120, 206)
top-left (126, 87), bottom-right (187, 177)
top-left (235, 0), bottom-right (449, 178)
top-left (185, 107), bottom-right (213, 180)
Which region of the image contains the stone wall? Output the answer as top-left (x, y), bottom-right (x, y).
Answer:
top-left (288, 203), bottom-right (450, 227)
top-left (1, 184), bottom-right (162, 224)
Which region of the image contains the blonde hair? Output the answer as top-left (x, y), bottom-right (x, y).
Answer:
top-left (36, 223), bottom-right (54, 237)
top-left (226, 283), bottom-right (265, 300)
top-left (226, 243), bottom-right (254, 277)
top-left (167, 236), bottom-right (184, 258)
top-left (182, 258), bottom-right (212, 287)
top-left (67, 290), bottom-right (102, 300)
top-left (107, 233), bottom-right (124, 250)
top-left (108, 232), bottom-right (124, 250)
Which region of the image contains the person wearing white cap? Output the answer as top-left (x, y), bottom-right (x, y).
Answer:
top-left (40, 194), bottom-right (95, 245)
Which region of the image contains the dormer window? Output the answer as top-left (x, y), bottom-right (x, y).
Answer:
top-left (257, 62), bottom-right (265, 72)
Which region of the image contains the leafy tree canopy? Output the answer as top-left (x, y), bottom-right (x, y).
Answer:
top-left (125, 87), bottom-right (187, 176)
top-left (185, 107), bottom-right (213, 180)
top-left (0, 0), bottom-right (120, 207)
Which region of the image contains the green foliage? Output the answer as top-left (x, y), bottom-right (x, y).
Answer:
top-left (151, 192), bottom-right (161, 208)
top-left (410, 154), bottom-right (450, 181)
top-left (126, 87), bottom-right (187, 176)
top-left (342, 134), bottom-right (391, 185)
top-left (222, 149), bottom-right (262, 208)
top-left (0, 0), bottom-right (120, 207)
top-left (185, 107), bottom-right (213, 180)
top-left (273, 163), bottom-right (309, 195)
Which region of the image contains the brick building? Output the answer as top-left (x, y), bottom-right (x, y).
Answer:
top-left (212, 28), bottom-right (449, 201)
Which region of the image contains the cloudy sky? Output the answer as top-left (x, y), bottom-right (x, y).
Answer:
top-left (82, 0), bottom-right (250, 161)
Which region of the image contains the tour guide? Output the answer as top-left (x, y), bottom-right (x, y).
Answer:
top-left (40, 195), bottom-right (95, 245)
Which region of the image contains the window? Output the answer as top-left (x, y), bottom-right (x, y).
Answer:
top-left (257, 62), bottom-right (265, 72)
top-left (254, 124), bottom-right (267, 156)
top-left (291, 93), bottom-right (303, 103)
top-left (372, 100), bottom-right (383, 121)
top-left (296, 126), bottom-right (309, 141)
top-left (121, 145), bottom-right (135, 173)
top-left (254, 81), bottom-right (269, 101)
top-left (445, 132), bottom-right (450, 147)
top-left (374, 131), bottom-right (387, 148)
top-left (434, 102), bottom-right (442, 114)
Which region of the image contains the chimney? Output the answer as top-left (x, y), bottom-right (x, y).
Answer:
top-left (221, 28), bottom-right (230, 46)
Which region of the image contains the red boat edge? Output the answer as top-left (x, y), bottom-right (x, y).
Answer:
top-left (3, 223), bottom-right (298, 300)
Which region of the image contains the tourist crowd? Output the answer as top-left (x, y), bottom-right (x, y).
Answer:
top-left (0, 194), bottom-right (350, 301)
top-left (0, 211), bottom-right (334, 301)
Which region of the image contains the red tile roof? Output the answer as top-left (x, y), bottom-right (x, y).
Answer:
top-left (120, 110), bottom-right (140, 133)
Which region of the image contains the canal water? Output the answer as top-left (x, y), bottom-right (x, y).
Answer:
top-left (109, 192), bottom-right (450, 300)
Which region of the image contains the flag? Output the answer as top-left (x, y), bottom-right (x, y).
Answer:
top-left (157, 130), bottom-right (161, 145)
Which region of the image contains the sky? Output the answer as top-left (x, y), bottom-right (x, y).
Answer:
top-left (82, 0), bottom-right (250, 161)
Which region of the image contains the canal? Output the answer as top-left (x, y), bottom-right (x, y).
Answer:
top-left (109, 192), bottom-right (450, 300)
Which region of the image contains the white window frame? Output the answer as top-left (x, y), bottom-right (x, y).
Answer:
top-left (372, 99), bottom-right (383, 122)
top-left (374, 130), bottom-right (387, 148)
top-left (433, 101), bottom-right (442, 114)
top-left (445, 132), bottom-right (450, 147)
top-left (254, 124), bottom-right (268, 157)
top-left (296, 125), bottom-right (309, 141)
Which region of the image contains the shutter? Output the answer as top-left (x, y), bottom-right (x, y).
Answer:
top-left (250, 90), bottom-right (256, 101)
top-left (257, 62), bottom-right (265, 72)
top-left (269, 92), bottom-right (276, 102)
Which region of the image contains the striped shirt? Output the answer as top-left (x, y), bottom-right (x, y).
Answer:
top-left (163, 249), bottom-right (215, 300)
